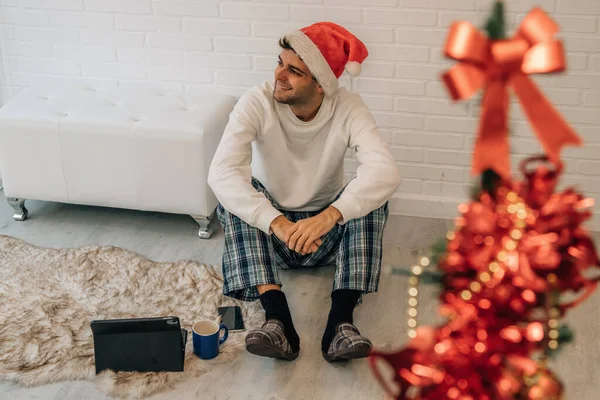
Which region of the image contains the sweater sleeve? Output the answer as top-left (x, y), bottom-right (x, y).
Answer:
top-left (330, 97), bottom-right (401, 224)
top-left (207, 89), bottom-right (283, 235)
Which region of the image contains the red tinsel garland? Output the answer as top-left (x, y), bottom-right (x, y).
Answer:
top-left (370, 156), bottom-right (600, 400)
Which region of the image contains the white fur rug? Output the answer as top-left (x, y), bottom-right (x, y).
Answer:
top-left (0, 235), bottom-right (262, 399)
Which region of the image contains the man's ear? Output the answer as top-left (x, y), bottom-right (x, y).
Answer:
top-left (316, 84), bottom-right (324, 94)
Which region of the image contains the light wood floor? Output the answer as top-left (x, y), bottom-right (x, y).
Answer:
top-left (0, 189), bottom-right (599, 400)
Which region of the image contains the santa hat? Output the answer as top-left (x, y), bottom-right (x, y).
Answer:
top-left (284, 22), bottom-right (369, 96)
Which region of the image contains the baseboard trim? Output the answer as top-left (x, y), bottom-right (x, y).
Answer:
top-left (389, 194), bottom-right (600, 233)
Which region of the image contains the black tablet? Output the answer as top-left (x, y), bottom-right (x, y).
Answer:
top-left (90, 316), bottom-right (187, 374)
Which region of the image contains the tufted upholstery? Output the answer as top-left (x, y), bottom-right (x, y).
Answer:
top-left (0, 84), bottom-right (237, 226)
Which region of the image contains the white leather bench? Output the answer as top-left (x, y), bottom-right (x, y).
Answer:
top-left (0, 85), bottom-right (236, 239)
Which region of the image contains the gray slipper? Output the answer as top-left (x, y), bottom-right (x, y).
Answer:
top-left (245, 320), bottom-right (299, 361)
top-left (323, 323), bottom-right (372, 362)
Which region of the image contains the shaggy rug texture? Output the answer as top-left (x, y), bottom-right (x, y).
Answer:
top-left (0, 235), bottom-right (262, 399)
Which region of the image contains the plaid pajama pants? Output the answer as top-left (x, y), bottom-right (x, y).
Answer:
top-left (216, 179), bottom-right (389, 302)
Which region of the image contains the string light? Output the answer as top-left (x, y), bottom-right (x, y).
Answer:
top-left (548, 306), bottom-right (560, 350)
top-left (406, 257), bottom-right (429, 339)
top-left (546, 274), bottom-right (561, 353)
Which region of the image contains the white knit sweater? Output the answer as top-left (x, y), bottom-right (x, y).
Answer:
top-left (207, 81), bottom-right (401, 234)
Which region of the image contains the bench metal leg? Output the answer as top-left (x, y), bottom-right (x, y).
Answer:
top-left (192, 211), bottom-right (214, 239)
top-left (7, 197), bottom-right (28, 221)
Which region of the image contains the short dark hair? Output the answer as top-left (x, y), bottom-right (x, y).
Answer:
top-left (278, 37), bottom-right (294, 52)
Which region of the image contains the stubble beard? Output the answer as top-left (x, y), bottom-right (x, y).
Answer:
top-left (273, 80), bottom-right (315, 106)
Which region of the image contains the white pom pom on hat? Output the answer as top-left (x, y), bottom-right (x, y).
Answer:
top-left (284, 22), bottom-right (369, 95)
top-left (345, 61), bottom-right (362, 77)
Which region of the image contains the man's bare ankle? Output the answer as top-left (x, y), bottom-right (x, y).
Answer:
top-left (257, 284), bottom-right (281, 295)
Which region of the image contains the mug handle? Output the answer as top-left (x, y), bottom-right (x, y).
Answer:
top-left (218, 324), bottom-right (229, 345)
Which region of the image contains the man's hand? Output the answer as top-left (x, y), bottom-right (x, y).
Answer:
top-left (285, 206), bottom-right (342, 255)
top-left (270, 216), bottom-right (322, 254)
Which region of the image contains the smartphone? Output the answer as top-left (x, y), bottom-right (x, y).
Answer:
top-left (218, 306), bottom-right (245, 332)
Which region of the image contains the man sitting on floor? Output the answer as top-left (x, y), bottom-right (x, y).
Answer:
top-left (207, 21), bottom-right (401, 362)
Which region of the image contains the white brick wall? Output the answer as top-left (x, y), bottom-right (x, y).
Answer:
top-left (0, 0), bottom-right (599, 230)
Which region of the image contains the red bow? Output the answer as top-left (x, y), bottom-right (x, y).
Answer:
top-left (442, 7), bottom-right (582, 178)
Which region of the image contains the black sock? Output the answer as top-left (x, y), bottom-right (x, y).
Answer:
top-left (321, 289), bottom-right (362, 353)
top-left (259, 289), bottom-right (300, 352)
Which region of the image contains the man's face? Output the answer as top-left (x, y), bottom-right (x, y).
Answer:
top-left (273, 49), bottom-right (322, 105)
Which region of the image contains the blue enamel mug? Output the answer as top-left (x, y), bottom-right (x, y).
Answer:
top-left (192, 320), bottom-right (228, 360)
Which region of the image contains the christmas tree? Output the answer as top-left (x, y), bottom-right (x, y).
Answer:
top-left (369, 2), bottom-right (600, 399)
